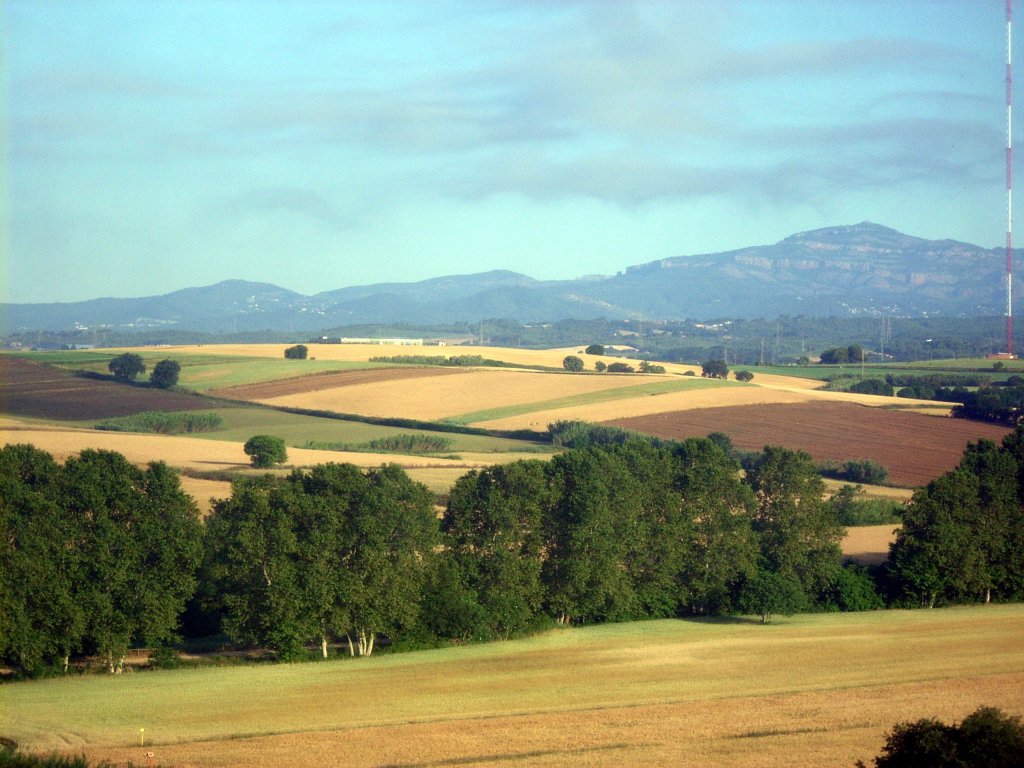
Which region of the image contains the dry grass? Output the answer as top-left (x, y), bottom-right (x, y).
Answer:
top-left (0, 427), bottom-right (492, 475)
top-left (255, 368), bottom-right (680, 422)
top-left (842, 524), bottom-right (900, 566)
top-left (7, 606), bottom-right (1023, 768)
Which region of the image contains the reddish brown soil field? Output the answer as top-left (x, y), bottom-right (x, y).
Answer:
top-left (210, 366), bottom-right (467, 400)
top-left (610, 401), bottom-right (1012, 488)
top-left (0, 356), bottom-right (216, 420)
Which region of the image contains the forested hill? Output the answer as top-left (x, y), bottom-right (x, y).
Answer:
top-left (4, 223), bottom-right (1019, 333)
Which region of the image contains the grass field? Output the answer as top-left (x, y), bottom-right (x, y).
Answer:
top-left (4, 605), bottom-right (1022, 768)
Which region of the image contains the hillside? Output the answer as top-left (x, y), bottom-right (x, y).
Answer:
top-left (2, 223), bottom-right (1017, 333)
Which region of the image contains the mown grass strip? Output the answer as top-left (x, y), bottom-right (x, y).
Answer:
top-left (444, 377), bottom-right (727, 425)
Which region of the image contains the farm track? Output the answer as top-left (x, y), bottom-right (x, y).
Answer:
top-left (611, 401), bottom-right (1012, 487)
top-left (0, 356), bottom-right (215, 420)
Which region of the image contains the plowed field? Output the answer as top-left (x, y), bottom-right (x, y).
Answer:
top-left (610, 402), bottom-right (1012, 487)
top-left (0, 356), bottom-right (214, 420)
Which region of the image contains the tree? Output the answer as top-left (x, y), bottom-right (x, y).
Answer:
top-left (59, 450), bottom-right (202, 673)
top-left (107, 353), bottom-right (146, 382)
top-left (607, 362), bottom-right (635, 373)
top-left (638, 360), bottom-right (666, 374)
top-left (243, 435), bottom-right (288, 468)
top-left (850, 379), bottom-right (893, 396)
top-left (739, 569), bottom-right (805, 622)
top-left (594, 360), bottom-right (607, 372)
top-left (745, 446), bottom-right (843, 606)
top-left (859, 706), bottom-right (1024, 768)
top-left (204, 475), bottom-right (311, 659)
top-left (734, 370), bottom-right (754, 382)
top-left (444, 461), bottom-right (551, 637)
top-left (562, 355), bottom-right (584, 372)
top-left (701, 359), bottom-right (729, 379)
top-left (341, 464), bottom-right (438, 655)
top-left (284, 344), bottom-right (308, 360)
top-left (585, 344), bottom-right (605, 356)
top-left (149, 359), bottom-right (181, 388)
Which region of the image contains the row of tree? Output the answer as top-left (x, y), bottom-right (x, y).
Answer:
top-left (4, 426), bottom-right (1024, 676)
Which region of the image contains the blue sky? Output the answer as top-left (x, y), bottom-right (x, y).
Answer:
top-left (3, 0), bottom-right (1017, 303)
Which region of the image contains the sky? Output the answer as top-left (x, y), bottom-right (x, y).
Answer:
top-left (2, 0), bottom-right (1019, 304)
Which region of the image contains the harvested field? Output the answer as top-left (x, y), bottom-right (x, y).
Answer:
top-left (842, 524), bottom-right (900, 566)
top-left (8, 606), bottom-right (1024, 768)
top-left (224, 368), bottom-right (693, 422)
top-left (0, 356), bottom-right (214, 420)
top-left (0, 426), bottom-right (490, 475)
top-left (209, 366), bottom-right (468, 401)
top-left (610, 401), bottom-right (1012, 487)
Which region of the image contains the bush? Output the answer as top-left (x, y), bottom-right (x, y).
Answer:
top-left (107, 353), bottom-right (145, 382)
top-left (606, 362), bottom-right (635, 373)
top-left (734, 370), bottom-right (754, 382)
top-left (149, 359), bottom-right (181, 388)
top-left (562, 355), bottom-right (584, 372)
top-left (849, 379), bottom-right (894, 396)
top-left (243, 435), bottom-right (288, 468)
top-left (828, 485), bottom-right (903, 525)
top-left (284, 344), bottom-right (308, 359)
top-left (819, 460), bottom-right (890, 486)
top-left (638, 360), bottom-right (666, 374)
top-left (585, 344), bottom-right (605, 356)
top-left (823, 565), bottom-right (884, 612)
top-left (594, 361), bottom-right (607, 372)
top-left (858, 705), bottom-right (1024, 768)
top-left (304, 434), bottom-right (456, 455)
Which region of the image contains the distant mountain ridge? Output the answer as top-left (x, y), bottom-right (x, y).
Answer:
top-left (4, 223), bottom-right (1018, 333)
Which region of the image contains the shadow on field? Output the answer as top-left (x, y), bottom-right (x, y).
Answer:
top-left (379, 743), bottom-right (638, 767)
top-left (679, 615), bottom-right (764, 626)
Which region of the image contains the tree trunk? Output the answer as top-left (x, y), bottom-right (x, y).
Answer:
top-left (321, 635), bottom-right (328, 659)
top-left (62, 655), bottom-right (69, 675)
top-left (346, 634), bottom-right (355, 657)
top-left (366, 632), bottom-right (375, 657)
top-left (985, 588), bottom-right (992, 604)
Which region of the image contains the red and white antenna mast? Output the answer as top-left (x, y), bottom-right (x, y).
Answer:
top-left (1007, 0), bottom-right (1015, 356)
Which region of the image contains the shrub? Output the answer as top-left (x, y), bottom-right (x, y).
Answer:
top-left (284, 344), bottom-right (308, 359)
top-left (857, 705), bottom-right (1024, 768)
top-left (606, 362), bottom-right (635, 373)
top-left (585, 344), bottom-right (605, 356)
top-left (701, 359), bottom-right (728, 379)
top-left (823, 565), bottom-right (884, 612)
top-left (594, 361), bottom-right (607, 372)
top-left (849, 379), bottom-right (894, 396)
top-left (304, 434), bottom-right (455, 455)
top-left (562, 355), bottom-right (584, 372)
top-left (243, 435), bottom-right (288, 468)
top-left (828, 485), bottom-right (903, 525)
top-left (819, 459), bottom-right (890, 486)
top-left (639, 360), bottom-right (666, 374)
top-left (734, 370), bottom-right (754, 382)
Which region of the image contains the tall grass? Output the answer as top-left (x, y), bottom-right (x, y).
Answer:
top-left (94, 411), bottom-right (224, 435)
top-left (304, 434), bottom-right (456, 455)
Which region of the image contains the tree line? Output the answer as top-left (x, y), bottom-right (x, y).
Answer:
top-left (4, 427), bottom-right (1024, 677)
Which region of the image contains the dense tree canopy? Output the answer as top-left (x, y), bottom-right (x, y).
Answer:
top-left (701, 359), bottom-right (729, 379)
top-left (562, 355), bottom-right (584, 372)
top-left (243, 435), bottom-right (288, 468)
top-left (0, 446), bottom-right (202, 676)
top-left (107, 353), bottom-right (146, 381)
top-left (149, 359), bottom-right (181, 388)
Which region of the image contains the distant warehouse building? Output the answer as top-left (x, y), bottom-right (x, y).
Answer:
top-left (335, 337), bottom-right (425, 346)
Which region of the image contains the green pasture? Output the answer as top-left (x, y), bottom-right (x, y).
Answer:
top-left (446, 376), bottom-right (729, 425)
top-left (4, 605), bottom-right (1022, 753)
top-left (79, 406), bottom-right (547, 456)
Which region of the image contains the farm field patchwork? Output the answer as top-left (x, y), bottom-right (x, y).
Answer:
top-left (610, 401), bottom-right (1013, 487)
top-left (4, 606), bottom-right (1023, 768)
top-left (0, 356), bottom-right (215, 420)
top-left (216, 367), bottom-right (721, 423)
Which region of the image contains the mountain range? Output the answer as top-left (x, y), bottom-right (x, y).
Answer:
top-left (4, 223), bottom-right (1018, 334)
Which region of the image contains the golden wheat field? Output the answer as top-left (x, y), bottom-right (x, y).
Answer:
top-left (7, 606), bottom-right (1023, 768)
